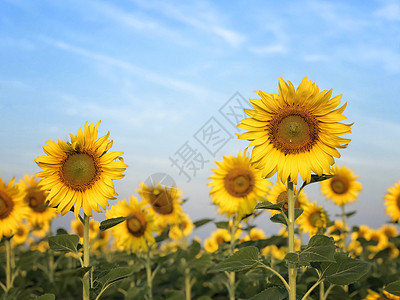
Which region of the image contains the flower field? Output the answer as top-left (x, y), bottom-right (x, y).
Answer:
top-left (1, 77), bottom-right (400, 300)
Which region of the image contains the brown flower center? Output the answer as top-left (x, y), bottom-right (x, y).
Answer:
top-left (396, 195), bottom-right (400, 210)
top-left (309, 211), bottom-right (323, 227)
top-left (0, 190), bottom-right (14, 219)
top-left (216, 235), bottom-right (227, 245)
top-left (26, 188), bottom-right (47, 213)
top-left (76, 223), bottom-right (84, 238)
top-left (127, 213), bottom-right (147, 237)
top-left (224, 168), bottom-right (254, 197)
top-left (148, 187), bottom-right (175, 215)
top-left (60, 152), bottom-right (100, 191)
top-left (330, 176), bottom-right (349, 195)
top-left (269, 106), bottom-right (319, 155)
top-left (277, 191), bottom-right (301, 212)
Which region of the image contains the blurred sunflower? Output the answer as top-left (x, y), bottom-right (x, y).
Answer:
top-left (0, 176), bottom-right (29, 239)
top-left (168, 212), bottom-right (194, 240)
top-left (138, 182), bottom-right (183, 227)
top-left (208, 151), bottom-right (270, 217)
top-left (105, 196), bottom-right (157, 253)
top-left (298, 202), bottom-right (329, 236)
top-left (379, 224), bottom-right (398, 239)
top-left (70, 219), bottom-right (100, 244)
top-left (204, 229), bottom-right (231, 253)
top-left (364, 289), bottom-right (400, 300)
top-left (384, 180), bottom-right (400, 223)
top-left (320, 165), bottom-right (362, 206)
top-left (266, 181), bottom-right (310, 216)
top-left (326, 220), bottom-right (348, 248)
top-left (238, 77), bottom-right (352, 184)
top-left (18, 175), bottom-right (57, 230)
top-left (12, 222), bottom-right (30, 245)
top-left (35, 121), bottom-right (127, 219)
top-left (365, 229), bottom-right (389, 255)
top-left (92, 229), bottom-right (111, 254)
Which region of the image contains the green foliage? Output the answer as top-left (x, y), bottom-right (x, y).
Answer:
top-left (211, 246), bottom-right (260, 272)
top-left (35, 294), bottom-right (55, 300)
top-left (99, 216), bottom-right (130, 231)
top-left (255, 200), bottom-right (285, 211)
top-left (48, 234), bottom-right (79, 253)
top-left (385, 280), bottom-right (400, 296)
top-left (270, 209), bottom-right (303, 226)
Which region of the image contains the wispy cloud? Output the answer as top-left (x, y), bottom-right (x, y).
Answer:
top-left (40, 36), bottom-right (211, 96)
top-left (375, 0), bottom-right (400, 21)
top-left (249, 44), bottom-right (287, 55)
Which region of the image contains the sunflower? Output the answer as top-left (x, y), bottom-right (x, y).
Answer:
top-left (18, 174), bottom-right (58, 229)
top-left (320, 165), bottom-right (362, 206)
top-left (298, 202), bottom-right (329, 236)
top-left (384, 180), bottom-right (400, 223)
top-left (0, 176), bottom-right (30, 239)
top-left (35, 121), bottom-right (127, 219)
top-left (266, 181), bottom-right (310, 216)
top-left (168, 212), bottom-right (194, 240)
top-left (326, 220), bottom-right (348, 248)
top-left (105, 196), bottom-right (157, 253)
top-left (238, 77), bottom-right (352, 184)
top-left (379, 224), bottom-right (398, 239)
top-left (70, 218), bottom-right (100, 244)
top-left (12, 222), bottom-right (30, 245)
top-left (204, 229), bottom-right (231, 253)
top-left (92, 228), bottom-right (111, 254)
top-left (208, 151), bottom-right (270, 217)
top-left (364, 289), bottom-right (400, 300)
top-left (138, 182), bottom-right (183, 227)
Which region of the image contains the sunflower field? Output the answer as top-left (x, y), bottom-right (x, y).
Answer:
top-left (1, 77), bottom-right (400, 300)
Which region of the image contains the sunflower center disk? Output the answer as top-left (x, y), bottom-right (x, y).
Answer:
top-left (0, 192), bottom-right (14, 219)
top-left (27, 188), bottom-right (47, 212)
top-left (62, 153), bottom-right (98, 188)
top-left (277, 191), bottom-right (289, 211)
top-left (330, 177), bottom-right (349, 195)
top-left (224, 168), bottom-right (254, 197)
top-left (309, 212), bottom-right (322, 227)
top-left (149, 188), bottom-right (174, 215)
top-left (397, 196), bottom-right (400, 209)
top-left (127, 213), bottom-right (147, 237)
top-left (270, 107), bottom-right (319, 155)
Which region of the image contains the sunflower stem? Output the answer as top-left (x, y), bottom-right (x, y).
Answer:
top-left (340, 205), bottom-right (348, 251)
top-left (83, 214), bottom-right (90, 300)
top-left (227, 216), bottom-right (237, 300)
top-left (145, 250), bottom-right (153, 300)
top-left (180, 225), bottom-right (191, 300)
top-left (48, 222), bottom-right (55, 283)
top-left (287, 180), bottom-right (297, 300)
top-left (5, 238), bottom-right (12, 293)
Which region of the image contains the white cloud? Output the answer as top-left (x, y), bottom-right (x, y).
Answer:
top-left (375, 0), bottom-right (400, 21)
top-left (303, 54), bottom-right (331, 62)
top-left (249, 44), bottom-right (287, 55)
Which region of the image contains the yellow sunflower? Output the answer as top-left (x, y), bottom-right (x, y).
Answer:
top-left (298, 202), bottom-right (329, 236)
top-left (138, 182), bottom-right (183, 227)
top-left (105, 196), bottom-right (157, 253)
top-left (35, 121), bottom-right (127, 219)
top-left (379, 224), bottom-right (398, 239)
top-left (18, 174), bottom-right (58, 229)
top-left (326, 220), bottom-right (348, 248)
top-left (204, 229), bottom-right (231, 253)
top-left (266, 181), bottom-right (310, 216)
top-left (320, 165), bottom-right (362, 206)
top-left (70, 218), bottom-right (100, 244)
top-left (0, 176), bottom-right (30, 239)
top-left (208, 151), bottom-right (270, 217)
top-left (92, 229), bottom-right (111, 254)
top-left (238, 77), bottom-right (352, 184)
top-left (168, 212), bottom-right (194, 240)
top-left (12, 222), bottom-right (30, 245)
top-left (384, 180), bottom-right (400, 223)
top-left (364, 289), bottom-right (400, 300)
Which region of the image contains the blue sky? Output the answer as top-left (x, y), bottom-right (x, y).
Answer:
top-left (1, 0), bottom-right (399, 239)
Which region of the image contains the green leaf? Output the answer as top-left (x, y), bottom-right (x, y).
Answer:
top-left (385, 280), bottom-right (400, 296)
top-left (186, 240), bottom-right (201, 261)
top-left (301, 174), bottom-right (336, 189)
top-left (48, 234), bottom-right (79, 253)
top-left (215, 221), bottom-right (229, 229)
top-left (248, 286), bottom-right (287, 300)
top-left (35, 294), bottom-right (55, 300)
top-left (237, 235), bottom-right (287, 250)
top-left (57, 266), bottom-right (92, 278)
top-left (270, 209), bottom-right (303, 226)
top-left (99, 216), bottom-right (130, 231)
top-left (211, 246), bottom-right (260, 272)
top-left (285, 253), bottom-right (299, 264)
top-left (165, 290), bottom-right (185, 300)
top-left (319, 253), bottom-right (371, 285)
top-left (96, 267), bottom-right (137, 287)
top-left (255, 200), bottom-right (285, 211)
top-left (299, 235), bottom-right (336, 264)
top-left (193, 218), bottom-right (213, 228)
top-left (155, 228), bottom-right (169, 243)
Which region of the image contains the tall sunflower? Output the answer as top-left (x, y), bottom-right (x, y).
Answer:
top-left (384, 180), bottom-right (400, 223)
top-left (266, 181), bottom-right (310, 216)
top-left (320, 165), bottom-right (362, 206)
top-left (298, 202), bottom-right (329, 236)
top-left (35, 121), bottom-right (127, 219)
top-left (168, 212), bottom-right (194, 240)
top-left (18, 174), bottom-right (57, 229)
top-left (137, 182), bottom-right (183, 227)
top-left (238, 77), bottom-right (352, 184)
top-left (105, 196), bottom-right (157, 253)
top-left (0, 176), bottom-right (29, 239)
top-left (208, 151), bottom-right (270, 217)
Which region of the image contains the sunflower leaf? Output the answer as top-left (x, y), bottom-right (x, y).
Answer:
top-left (385, 280), bottom-right (400, 296)
top-left (48, 234), bottom-right (79, 253)
top-left (270, 209), bottom-right (303, 226)
top-left (99, 216), bottom-right (130, 231)
top-left (35, 294), bottom-right (56, 300)
top-left (299, 235), bottom-right (336, 264)
top-left (56, 266), bottom-right (92, 278)
top-left (193, 218), bottom-right (213, 228)
top-left (248, 286), bottom-right (287, 300)
top-left (301, 174), bottom-right (336, 188)
top-left (211, 246), bottom-right (260, 272)
top-left (95, 266), bottom-right (137, 288)
top-left (215, 221), bottom-right (229, 229)
top-left (255, 200), bottom-right (285, 211)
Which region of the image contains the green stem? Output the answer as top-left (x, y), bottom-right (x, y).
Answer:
top-left (340, 205), bottom-right (348, 251)
top-left (5, 239), bottom-right (12, 292)
top-left (287, 180), bottom-right (297, 300)
top-left (227, 217), bottom-right (237, 300)
top-left (145, 250), bottom-right (153, 300)
top-left (300, 279), bottom-right (322, 300)
top-left (319, 280), bottom-right (324, 300)
top-left (48, 222), bottom-right (55, 283)
top-left (180, 224), bottom-right (191, 300)
top-left (260, 263), bottom-right (289, 291)
top-left (83, 214), bottom-right (90, 300)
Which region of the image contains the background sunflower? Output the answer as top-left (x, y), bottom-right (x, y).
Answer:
top-left (384, 180), bottom-right (400, 223)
